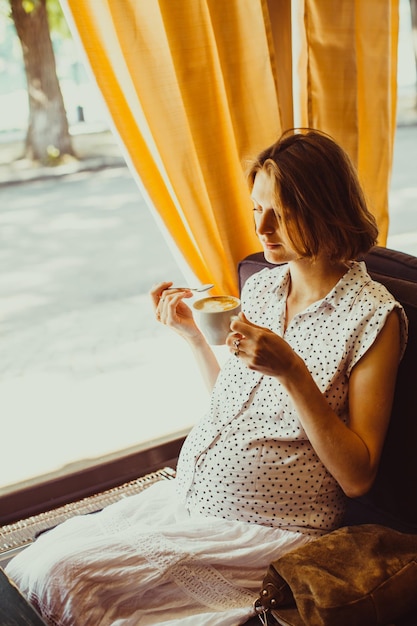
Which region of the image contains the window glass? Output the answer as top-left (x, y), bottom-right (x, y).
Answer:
top-left (387, 0), bottom-right (417, 254)
top-left (0, 14), bottom-right (221, 491)
top-left (0, 1), bottom-right (416, 492)
top-left (0, 157), bottom-right (222, 490)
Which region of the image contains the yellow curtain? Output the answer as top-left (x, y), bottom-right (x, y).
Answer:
top-left (63, 0), bottom-right (398, 294)
top-left (63, 0), bottom-right (289, 295)
top-left (297, 0), bottom-right (399, 244)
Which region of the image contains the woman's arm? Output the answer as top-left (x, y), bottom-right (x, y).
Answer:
top-left (283, 310), bottom-right (401, 497)
top-left (229, 310), bottom-right (401, 497)
top-left (185, 332), bottom-right (222, 392)
top-left (149, 282), bottom-right (221, 391)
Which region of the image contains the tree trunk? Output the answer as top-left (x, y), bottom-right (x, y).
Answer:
top-left (10, 0), bottom-right (75, 163)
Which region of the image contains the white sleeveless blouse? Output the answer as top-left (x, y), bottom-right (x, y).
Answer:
top-left (176, 261), bottom-right (408, 535)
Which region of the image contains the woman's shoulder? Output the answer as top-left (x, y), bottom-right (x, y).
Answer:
top-left (346, 261), bottom-right (408, 359)
top-left (351, 261), bottom-right (401, 307)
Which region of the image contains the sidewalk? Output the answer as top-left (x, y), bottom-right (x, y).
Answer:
top-left (0, 125), bottom-right (126, 186)
top-left (0, 124), bottom-right (213, 492)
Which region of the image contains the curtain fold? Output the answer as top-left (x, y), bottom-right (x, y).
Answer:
top-left (64, 0), bottom-right (287, 295)
top-left (63, 0), bottom-right (398, 293)
top-left (297, 0), bottom-right (399, 244)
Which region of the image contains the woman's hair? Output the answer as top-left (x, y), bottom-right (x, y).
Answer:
top-left (247, 129), bottom-right (378, 262)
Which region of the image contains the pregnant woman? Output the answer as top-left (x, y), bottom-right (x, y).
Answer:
top-left (6, 129), bottom-right (407, 626)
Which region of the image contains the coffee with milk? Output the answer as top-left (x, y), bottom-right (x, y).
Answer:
top-left (193, 296), bottom-right (239, 312)
top-left (193, 295), bottom-right (241, 345)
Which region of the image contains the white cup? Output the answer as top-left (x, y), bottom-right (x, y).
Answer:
top-left (193, 295), bottom-right (241, 345)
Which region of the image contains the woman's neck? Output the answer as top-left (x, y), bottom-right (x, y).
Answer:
top-left (286, 257), bottom-right (349, 319)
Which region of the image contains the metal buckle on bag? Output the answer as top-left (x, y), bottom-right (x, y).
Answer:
top-left (254, 597), bottom-right (270, 625)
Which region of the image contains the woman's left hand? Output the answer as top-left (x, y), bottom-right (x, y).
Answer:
top-left (227, 312), bottom-right (300, 379)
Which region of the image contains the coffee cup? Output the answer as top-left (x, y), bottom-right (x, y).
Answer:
top-left (193, 295), bottom-right (241, 345)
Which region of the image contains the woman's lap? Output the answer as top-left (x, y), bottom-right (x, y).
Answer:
top-left (6, 479), bottom-right (310, 625)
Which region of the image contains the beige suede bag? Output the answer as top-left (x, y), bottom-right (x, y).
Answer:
top-left (254, 524), bottom-right (417, 626)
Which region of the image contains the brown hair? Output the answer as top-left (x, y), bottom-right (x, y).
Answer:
top-left (247, 129), bottom-right (378, 262)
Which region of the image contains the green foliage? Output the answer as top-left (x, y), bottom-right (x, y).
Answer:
top-left (22, 0), bottom-right (38, 14)
top-left (0, 0), bottom-right (11, 19)
top-left (46, 0), bottom-right (71, 38)
top-left (0, 0), bottom-right (41, 19)
top-left (1, 0), bottom-right (71, 38)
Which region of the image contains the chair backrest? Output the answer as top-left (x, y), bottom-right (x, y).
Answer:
top-left (238, 246), bottom-right (417, 533)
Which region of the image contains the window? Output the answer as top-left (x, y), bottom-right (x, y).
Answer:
top-left (0, 0), bottom-right (416, 495)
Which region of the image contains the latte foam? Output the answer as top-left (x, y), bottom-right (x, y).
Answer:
top-left (194, 296), bottom-right (239, 312)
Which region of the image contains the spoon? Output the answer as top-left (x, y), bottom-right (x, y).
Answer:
top-left (166, 283), bottom-right (214, 292)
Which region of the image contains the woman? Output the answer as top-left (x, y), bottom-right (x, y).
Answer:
top-left (6, 129), bottom-right (407, 626)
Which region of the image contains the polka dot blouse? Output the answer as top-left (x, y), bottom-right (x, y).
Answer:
top-left (176, 262), bottom-right (408, 535)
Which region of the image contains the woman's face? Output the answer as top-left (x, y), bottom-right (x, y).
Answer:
top-left (251, 169), bottom-right (299, 265)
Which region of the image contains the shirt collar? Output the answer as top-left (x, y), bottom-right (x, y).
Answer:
top-left (272, 260), bottom-right (371, 314)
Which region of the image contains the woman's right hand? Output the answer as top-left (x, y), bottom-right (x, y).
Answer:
top-left (149, 282), bottom-right (202, 341)
top-left (151, 282), bottom-right (220, 390)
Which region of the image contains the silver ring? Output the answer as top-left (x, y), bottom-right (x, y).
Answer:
top-left (233, 338), bottom-right (240, 357)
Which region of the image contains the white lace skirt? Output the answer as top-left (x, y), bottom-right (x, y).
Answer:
top-left (6, 479), bottom-right (311, 626)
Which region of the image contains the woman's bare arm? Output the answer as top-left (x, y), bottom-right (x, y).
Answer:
top-left (149, 282), bottom-right (220, 391)
top-left (229, 310), bottom-right (401, 497)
